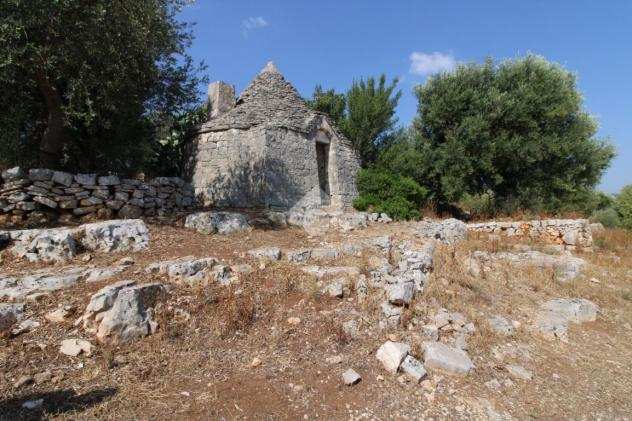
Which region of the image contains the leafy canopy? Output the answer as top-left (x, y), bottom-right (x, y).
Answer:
top-left (307, 75), bottom-right (401, 166)
top-left (409, 55), bottom-right (615, 212)
top-left (0, 0), bottom-right (206, 172)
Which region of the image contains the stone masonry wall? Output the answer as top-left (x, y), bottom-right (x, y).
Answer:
top-left (185, 127), bottom-right (267, 207)
top-left (467, 219), bottom-right (593, 250)
top-left (0, 167), bottom-right (196, 227)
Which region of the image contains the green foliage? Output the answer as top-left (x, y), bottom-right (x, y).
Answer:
top-left (411, 55), bottom-right (615, 213)
top-left (615, 185), bottom-right (632, 230)
top-left (0, 0), bottom-right (206, 172)
top-left (308, 75), bottom-right (402, 166)
top-left (306, 86), bottom-right (346, 127)
top-left (147, 102), bottom-right (210, 177)
top-left (353, 168), bottom-right (428, 220)
top-left (458, 192), bottom-right (496, 218)
top-left (591, 207), bottom-right (620, 228)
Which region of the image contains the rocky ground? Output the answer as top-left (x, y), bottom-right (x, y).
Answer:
top-left (1, 215), bottom-right (631, 420)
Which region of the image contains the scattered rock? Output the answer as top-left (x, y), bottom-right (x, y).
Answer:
top-left (387, 282), bottom-right (415, 306)
top-left (326, 355), bottom-right (344, 364)
top-left (505, 364), bottom-right (533, 381)
top-left (248, 247), bottom-right (281, 261)
top-left (33, 370), bottom-right (53, 385)
top-left (532, 298), bottom-right (599, 341)
top-left (81, 280), bottom-right (167, 343)
top-left (22, 399), bottom-right (44, 410)
top-left (59, 338), bottom-right (93, 357)
top-left (81, 219), bottom-right (150, 253)
top-left (400, 355), bottom-right (427, 383)
top-left (488, 315), bottom-right (515, 336)
top-left (287, 317), bottom-right (301, 325)
top-left (423, 342), bottom-right (474, 375)
top-left (45, 305), bottom-right (75, 323)
top-left (185, 211), bottom-right (250, 235)
top-left (421, 324), bottom-right (439, 341)
top-left (146, 256), bottom-right (220, 286)
top-left (83, 266), bottom-right (126, 283)
top-left (468, 250), bottom-right (586, 282)
top-left (416, 218), bottom-right (467, 244)
top-left (14, 375), bottom-right (34, 389)
top-left (250, 357), bottom-right (262, 368)
top-left (342, 368), bottom-right (361, 385)
top-left (285, 248), bottom-right (312, 263)
top-left (376, 341), bottom-right (410, 373)
top-left (324, 280), bottom-right (344, 298)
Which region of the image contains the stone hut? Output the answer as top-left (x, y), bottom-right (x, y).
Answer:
top-left (184, 62), bottom-right (360, 211)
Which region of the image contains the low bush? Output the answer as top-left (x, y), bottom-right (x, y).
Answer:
top-left (591, 207), bottom-right (621, 228)
top-left (353, 168), bottom-right (428, 220)
top-left (615, 185), bottom-right (632, 230)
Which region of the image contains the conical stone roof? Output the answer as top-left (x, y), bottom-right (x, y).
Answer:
top-left (200, 62), bottom-right (320, 133)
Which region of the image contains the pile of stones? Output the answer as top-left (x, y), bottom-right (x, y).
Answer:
top-left (0, 167), bottom-right (196, 226)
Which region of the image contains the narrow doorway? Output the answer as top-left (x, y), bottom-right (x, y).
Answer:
top-left (315, 142), bottom-right (331, 206)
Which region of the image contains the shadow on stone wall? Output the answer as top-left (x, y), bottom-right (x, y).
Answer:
top-left (201, 157), bottom-right (305, 210)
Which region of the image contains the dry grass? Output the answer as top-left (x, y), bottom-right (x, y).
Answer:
top-left (1, 222), bottom-right (631, 419)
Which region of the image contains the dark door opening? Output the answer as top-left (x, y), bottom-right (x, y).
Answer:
top-left (315, 142), bottom-right (330, 205)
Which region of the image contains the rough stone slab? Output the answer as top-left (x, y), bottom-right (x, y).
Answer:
top-left (468, 250), bottom-right (586, 282)
top-left (2, 167), bottom-right (25, 182)
top-left (488, 315), bottom-right (515, 336)
top-left (185, 211), bottom-right (250, 235)
top-left (59, 338), bottom-right (93, 356)
top-left (376, 341), bottom-right (410, 373)
top-left (533, 298), bottom-right (599, 341)
top-left (28, 169), bottom-right (53, 182)
top-left (80, 219), bottom-right (149, 253)
top-left (505, 364), bottom-right (533, 381)
top-left (248, 247), bottom-right (281, 261)
top-left (286, 248), bottom-right (312, 263)
top-left (416, 218), bottom-right (467, 244)
top-left (146, 256), bottom-right (219, 285)
top-left (302, 266), bottom-right (360, 279)
top-left (423, 342), bottom-right (474, 375)
top-left (401, 355), bottom-right (427, 383)
top-left (342, 368), bottom-right (361, 385)
top-left (95, 283), bottom-right (166, 343)
top-left (387, 282), bottom-right (415, 306)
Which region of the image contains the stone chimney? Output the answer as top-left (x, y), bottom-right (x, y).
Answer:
top-left (208, 81), bottom-right (235, 118)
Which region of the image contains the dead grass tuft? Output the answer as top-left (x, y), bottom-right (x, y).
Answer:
top-left (219, 292), bottom-right (257, 339)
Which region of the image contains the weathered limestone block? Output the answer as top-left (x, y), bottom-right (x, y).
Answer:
top-left (532, 298), bottom-right (598, 342)
top-left (416, 219), bottom-right (467, 244)
top-left (80, 219), bottom-right (149, 253)
top-left (146, 256), bottom-right (222, 286)
top-left (2, 228), bottom-right (77, 262)
top-left (81, 280), bottom-right (167, 343)
top-left (467, 250), bottom-right (586, 282)
top-left (184, 211), bottom-right (250, 235)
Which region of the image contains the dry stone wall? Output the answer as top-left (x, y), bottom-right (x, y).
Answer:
top-left (0, 167), bottom-right (196, 227)
top-left (467, 219), bottom-right (593, 250)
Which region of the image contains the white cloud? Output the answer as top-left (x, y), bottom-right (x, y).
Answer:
top-left (242, 16), bottom-right (269, 38)
top-left (409, 52), bottom-right (457, 75)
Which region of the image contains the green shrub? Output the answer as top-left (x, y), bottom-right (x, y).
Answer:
top-left (591, 207), bottom-right (620, 228)
top-left (615, 185), bottom-right (632, 230)
top-left (458, 192), bottom-right (495, 218)
top-left (374, 196), bottom-right (421, 220)
top-left (352, 194), bottom-right (379, 211)
top-left (353, 168), bottom-right (428, 220)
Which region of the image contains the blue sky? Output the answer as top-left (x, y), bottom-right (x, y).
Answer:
top-left (179, 1), bottom-right (631, 193)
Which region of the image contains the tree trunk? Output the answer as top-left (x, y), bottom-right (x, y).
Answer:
top-left (34, 67), bottom-right (68, 168)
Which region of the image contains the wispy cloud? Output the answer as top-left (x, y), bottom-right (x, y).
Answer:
top-left (409, 52), bottom-right (457, 75)
top-left (242, 16), bottom-right (269, 38)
